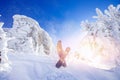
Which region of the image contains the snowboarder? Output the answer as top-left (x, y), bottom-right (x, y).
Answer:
top-left (56, 40), bottom-right (70, 68)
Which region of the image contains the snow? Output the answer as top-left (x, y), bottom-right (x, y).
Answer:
top-left (79, 4), bottom-right (120, 69)
top-left (1, 53), bottom-right (76, 80)
top-left (7, 15), bottom-right (54, 55)
top-left (0, 22), bottom-right (11, 72)
top-left (0, 53), bottom-right (120, 80)
top-left (1, 4), bottom-right (120, 80)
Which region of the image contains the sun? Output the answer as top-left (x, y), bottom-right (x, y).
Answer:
top-left (65, 35), bottom-right (116, 70)
top-left (63, 32), bottom-right (117, 70)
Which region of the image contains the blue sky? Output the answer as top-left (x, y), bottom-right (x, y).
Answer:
top-left (0, 0), bottom-right (120, 42)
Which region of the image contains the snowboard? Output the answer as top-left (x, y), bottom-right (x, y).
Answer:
top-left (55, 60), bottom-right (67, 68)
top-left (55, 60), bottom-right (63, 68)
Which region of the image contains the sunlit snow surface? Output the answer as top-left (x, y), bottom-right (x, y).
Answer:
top-left (0, 53), bottom-right (120, 80)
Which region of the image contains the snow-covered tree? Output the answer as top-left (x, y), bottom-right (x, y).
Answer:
top-left (0, 22), bottom-right (11, 72)
top-left (81, 5), bottom-right (120, 38)
top-left (7, 15), bottom-right (54, 55)
top-left (80, 4), bottom-right (120, 69)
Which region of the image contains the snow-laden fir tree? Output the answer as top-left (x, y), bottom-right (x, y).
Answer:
top-left (80, 4), bottom-right (120, 69)
top-left (0, 22), bottom-right (11, 72)
top-left (7, 15), bottom-right (54, 55)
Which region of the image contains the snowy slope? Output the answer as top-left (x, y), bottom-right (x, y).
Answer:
top-left (0, 53), bottom-right (120, 80)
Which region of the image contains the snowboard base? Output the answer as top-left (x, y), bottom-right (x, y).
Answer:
top-left (56, 60), bottom-right (63, 68)
top-left (55, 60), bottom-right (67, 68)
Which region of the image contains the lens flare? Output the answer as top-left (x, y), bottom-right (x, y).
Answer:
top-left (76, 36), bottom-right (117, 70)
top-left (64, 32), bottom-right (117, 70)
top-left (64, 35), bottom-right (116, 70)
